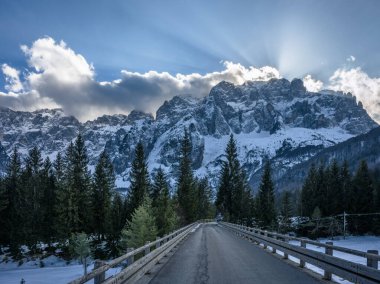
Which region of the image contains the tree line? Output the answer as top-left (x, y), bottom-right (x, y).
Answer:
top-left (1, 130), bottom-right (380, 261)
top-left (299, 159), bottom-right (380, 234)
top-left (0, 130), bottom-right (214, 260)
top-left (215, 135), bottom-right (380, 236)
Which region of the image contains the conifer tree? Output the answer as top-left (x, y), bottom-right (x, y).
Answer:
top-left (127, 142), bottom-right (150, 219)
top-left (121, 198), bottom-right (157, 249)
top-left (216, 162), bottom-right (231, 219)
top-left (353, 160), bottom-right (374, 213)
top-left (196, 177), bottom-right (213, 220)
top-left (1, 148), bottom-right (22, 256)
top-left (280, 191), bottom-right (292, 232)
top-left (107, 193), bottom-right (125, 256)
top-left (216, 134), bottom-right (252, 223)
top-left (257, 161), bottom-right (276, 229)
top-left (40, 157), bottom-right (57, 245)
top-left (70, 233), bottom-right (91, 275)
top-left (326, 160), bottom-right (343, 215)
top-left (340, 160), bottom-right (352, 212)
top-left (56, 135), bottom-right (91, 237)
top-left (22, 146), bottom-right (44, 250)
top-left (301, 164), bottom-right (317, 217)
top-left (152, 168), bottom-right (177, 236)
top-left (92, 151), bottom-right (115, 240)
top-left (176, 129), bottom-right (197, 224)
top-left (352, 160), bottom-right (374, 233)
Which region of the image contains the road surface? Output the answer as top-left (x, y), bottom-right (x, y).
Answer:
top-left (146, 223), bottom-right (323, 284)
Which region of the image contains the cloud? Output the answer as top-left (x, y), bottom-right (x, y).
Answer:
top-left (0, 37), bottom-right (280, 121)
top-left (329, 67), bottom-right (380, 123)
top-left (2, 64), bottom-right (23, 92)
top-left (1, 37), bottom-right (378, 125)
top-left (303, 74), bottom-right (323, 92)
top-left (346, 55), bottom-right (356, 62)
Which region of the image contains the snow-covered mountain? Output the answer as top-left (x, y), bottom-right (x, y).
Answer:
top-left (0, 78), bottom-right (377, 191)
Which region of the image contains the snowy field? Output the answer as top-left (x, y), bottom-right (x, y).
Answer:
top-left (0, 236), bottom-right (379, 284)
top-left (0, 255), bottom-right (122, 284)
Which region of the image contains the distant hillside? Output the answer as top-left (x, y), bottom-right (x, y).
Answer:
top-left (275, 126), bottom-right (380, 191)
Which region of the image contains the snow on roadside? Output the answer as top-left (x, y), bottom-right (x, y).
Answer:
top-left (272, 236), bottom-right (380, 284)
top-left (0, 257), bottom-right (122, 284)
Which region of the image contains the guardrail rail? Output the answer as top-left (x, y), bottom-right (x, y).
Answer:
top-left (220, 222), bottom-right (380, 284)
top-left (68, 222), bottom-right (199, 284)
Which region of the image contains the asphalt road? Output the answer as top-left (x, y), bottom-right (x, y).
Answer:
top-left (147, 223), bottom-right (323, 284)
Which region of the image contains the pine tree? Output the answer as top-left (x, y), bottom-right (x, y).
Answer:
top-left (300, 164), bottom-right (317, 217)
top-left (127, 142), bottom-right (150, 219)
top-left (121, 198), bottom-right (157, 249)
top-left (107, 193), bottom-right (125, 257)
top-left (316, 164), bottom-right (327, 216)
top-left (176, 129), bottom-right (197, 224)
top-left (340, 160), bottom-right (352, 212)
top-left (326, 160), bottom-right (343, 216)
top-left (70, 233), bottom-right (91, 275)
top-left (216, 134), bottom-right (252, 224)
top-left (0, 148), bottom-right (23, 253)
top-left (56, 135), bottom-right (91, 237)
top-left (152, 168), bottom-right (177, 236)
top-left (195, 177), bottom-right (213, 220)
top-left (92, 151), bottom-right (115, 240)
top-left (1, 148), bottom-right (22, 256)
top-left (352, 160), bottom-right (374, 233)
top-left (40, 157), bottom-right (57, 245)
top-left (216, 162), bottom-right (231, 220)
top-left (280, 191), bottom-right (292, 232)
top-left (257, 161), bottom-right (276, 229)
top-left (22, 146), bottom-right (44, 251)
top-left (353, 160), bottom-right (374, 213)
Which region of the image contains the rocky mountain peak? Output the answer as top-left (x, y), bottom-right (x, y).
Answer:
top-left (0, 79), bottom-right (378, 190)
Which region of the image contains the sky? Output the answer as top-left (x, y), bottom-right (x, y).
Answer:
top-left (0, 0), bottom-right (380, 122)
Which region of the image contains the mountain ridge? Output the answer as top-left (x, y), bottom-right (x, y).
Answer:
top-left (0, 78), bottom-right (378, 190)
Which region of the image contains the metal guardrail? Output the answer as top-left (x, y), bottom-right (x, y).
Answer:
top-left (221, 222), bottom-right (380, 284)
top-left (68, 222), bottom-right (199, 284)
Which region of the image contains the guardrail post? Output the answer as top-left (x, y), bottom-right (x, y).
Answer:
top-left (283, 237), bottom-right (288, 259)
top-left (127, 248), bottom-right (134, 266)
top-left (300, 239), bottom-right (306, 268)
top-left (323, 242), bottom-right (333, 280)
top-left (145, 242), bottom-right (150, 255)
top-left (367, 250), bottom-right (379, 269)
top-left (272, 236), bottom-right (276, 253)
top-left (263, 231), bottom-right (267, 249)
top-left (156, 236), bottom-right (161, 249)
top-left (94, 260), bottom-right (106, 284)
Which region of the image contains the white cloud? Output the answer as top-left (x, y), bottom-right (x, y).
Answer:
top-left (303, 74), bottom-right (323, 92)
top-left (2, 37), bottom-right (378, 124)
top-left (2, 64), bottom-right (23, 92)
top-left (329, 67), bottom-right (380, 123)
top-left (0, 37), bottom-right (280, 121)
top-left (346, 55), bottom-right (356, 62)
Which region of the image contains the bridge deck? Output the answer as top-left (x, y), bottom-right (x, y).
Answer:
top-left (141, 223), bottom-right (323, 284)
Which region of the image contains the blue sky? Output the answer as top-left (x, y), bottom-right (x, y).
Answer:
top-left (1, 0), bottom-right (379, 80)
top-left (0, 0), bottom-right (380, 121)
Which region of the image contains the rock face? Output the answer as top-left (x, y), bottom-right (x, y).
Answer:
top-left (0, 78), bottom-right (377, 190)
